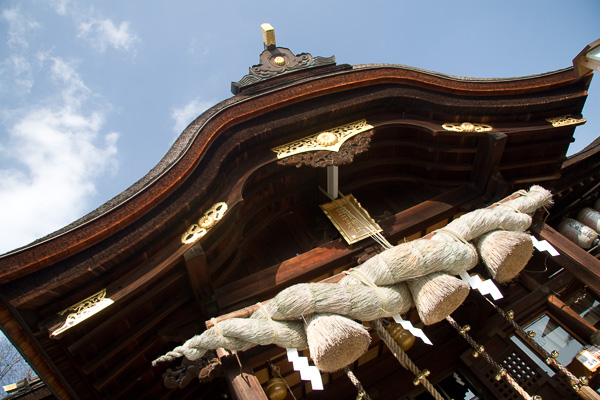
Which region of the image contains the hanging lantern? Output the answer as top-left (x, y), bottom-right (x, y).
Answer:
top-left (386, 322), bottom-right (416, 351)
top-left (264, 377), bottom-right (288, 400)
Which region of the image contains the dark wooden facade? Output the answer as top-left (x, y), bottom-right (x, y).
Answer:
top-left (0, 41), bottom-right (599, 400)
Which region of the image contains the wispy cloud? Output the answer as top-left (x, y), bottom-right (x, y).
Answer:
top-left (1, 54), bottom-right (34, 95)
top-left (171, 98), bottom-right (213, 137)
top-left (77, 18), bottom-right (139, 53)
top-left (188, 37), bottom-right (210, 59)
top-left (48, 0), bottom-right (72, 16)
top-left (1, 7), bottom-right (40, 49)
top-left (0, 56), bottom-right (119, 254)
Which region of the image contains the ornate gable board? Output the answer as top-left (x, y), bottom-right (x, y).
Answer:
top-left (231, 46), bottom-right (335, 94)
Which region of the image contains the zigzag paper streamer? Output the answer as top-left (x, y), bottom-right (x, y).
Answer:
top-left (460, 271), bottom-right (503, 300)
top-left (531, 236), bottom-right (559, 256)
top-left (392, 314), bottom-right (432, 345)
top-left (286, 348), bottom-right (323, 390)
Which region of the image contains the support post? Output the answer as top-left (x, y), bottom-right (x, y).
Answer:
top-left (470, 131), bottom-right (507, 196)
top-left (217, 349), bottom-right (268, 400)
top-left (327, 165), bottom-right (339, 199)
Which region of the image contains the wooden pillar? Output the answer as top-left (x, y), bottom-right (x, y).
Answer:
top-left (184, 242), bottom-right (218, 318)
top-left (217, 348), bottom-right (268, 400)
top-left (470, 131), bottom-right (507, 196)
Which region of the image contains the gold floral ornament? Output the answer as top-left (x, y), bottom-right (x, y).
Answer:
top-left (271, 119), bottom-right (374, 159)
top-left (51, 289), bottom-right (114, 336)
top-left (545, 115), bottom-right (587, 127)
top-left (442, 122), bottom-right (492, 133)
top-left (273, 56), bottom-right (286, 66)
top-left (181, 202), bottom-right (228, 244)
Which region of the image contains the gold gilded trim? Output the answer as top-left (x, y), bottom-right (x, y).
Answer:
top-left (545, 115), bottom-right (587, 127)
top-left (271, 119), bottom-right (374, 159)
top-left (320, 194), bottom-right (382, 245)
top-left (51, 289), bottom-right (114, 336)
top-left (442, 122), bottom-right (492, 133)
top-left (181, 202), bottom-right (228, 244)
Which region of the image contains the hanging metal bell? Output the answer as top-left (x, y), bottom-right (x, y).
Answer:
top-left (386, 322), bottom-right (416, 351)
top-left (264, 377), bottom-right (288, 400)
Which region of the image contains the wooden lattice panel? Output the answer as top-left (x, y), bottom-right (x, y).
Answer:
top-left (462, 334), bottom-right (580, 400)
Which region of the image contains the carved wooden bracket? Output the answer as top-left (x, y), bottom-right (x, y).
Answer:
top-left (231, 46), bottom-right (335, 94)
top-left (277, 130), bottom-right (373, 168)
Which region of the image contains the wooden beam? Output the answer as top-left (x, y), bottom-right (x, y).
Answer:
top-left (547, 295), bottom-right (597, 341)
top-left (0, 300), bottom-right (77, 400)
top-left (38, 235), bottom-right (191, 334)
top-left (217, 349), bottom-right (267, 400)
top-left (531, 221), bottom-right (600, 298)
top-left (65, 271), bottom-right (185, 353)
top-left (184, 242), bottom-right (217, 318)
top-left (81, 292), bottom-right (189, 374)
top-left (93, 336), bottom-right (157, 391)
top-left (213, 185), bottom-right (482, 312)
top-left (470, 131), bottom-right (507, 194)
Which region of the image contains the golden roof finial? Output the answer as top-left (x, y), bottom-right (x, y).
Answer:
top-left (261, 23), bottom-right (276, 49)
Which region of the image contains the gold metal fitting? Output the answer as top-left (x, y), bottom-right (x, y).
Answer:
top-left (550, 350), bottom-right (559, 359)
top-left (459, 325), bottom-right (471, 335)
top-left (580, 376), bottom-right (589, 385)
top-left (572, 383), bottom-right (582, 392)
top-left (412, 369), bottom-right (430, 386)
top-left (507, 310), bottom-right (514, 319)
top-left (472, 345), bottom-right (484, 358)
top-left (532, 396), bottom-right (542, 400)
top-left (273, 56), bottom-right (285, 66)
top-left (199, 215), bottom-right (215, 229)
top-left (527, 330), bottom-right (536, 338)
top-left (494, 367), bottom-right (506, 381)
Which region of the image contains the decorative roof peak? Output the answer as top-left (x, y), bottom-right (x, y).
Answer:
top-left (231, 23), bottom-right (336, 94)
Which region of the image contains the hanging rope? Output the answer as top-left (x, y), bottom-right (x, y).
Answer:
top-left (372, 319), bottom-right (445, 400)
top-left (481, 296), bottom-right (584, 392)
top-left (343, 367), bottom-right (373, 400)
top-left (445, 315), bottom-right (535, 400)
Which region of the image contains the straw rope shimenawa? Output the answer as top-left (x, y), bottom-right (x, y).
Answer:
top-left (475, 230), bottom-right (533, 283)
top-left (153, 186), bottom-right (552, 376)
top-left (304, 313), bottom-right (371, 372)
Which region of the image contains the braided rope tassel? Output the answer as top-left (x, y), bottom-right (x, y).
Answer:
top-left (343, 367), bottom-right (373, 400)
top-left (372, 319), bottom-right (445, 400)
top-left (445, 315), bottom-right (536, 400)
top-left (482, 297), bottom-right (585, 393)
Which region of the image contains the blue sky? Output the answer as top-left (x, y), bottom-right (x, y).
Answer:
top-left (0, 0), bottom-right (599, 254)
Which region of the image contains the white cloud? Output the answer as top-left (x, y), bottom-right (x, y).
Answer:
top-left (0, 56), bottom-right (119, 254)
top-left (49, 0), bottom-right (72, 16)
top-left (77, 18), bottom-right (139, 53)
top-left (1, 7), bottom-right (40, 49)
top-left (1, 54), bottom-right (34, 95)
top-left (171, 98), bottom-right (213, 136)
top-left (188, 37), bottom-right (210, 58)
